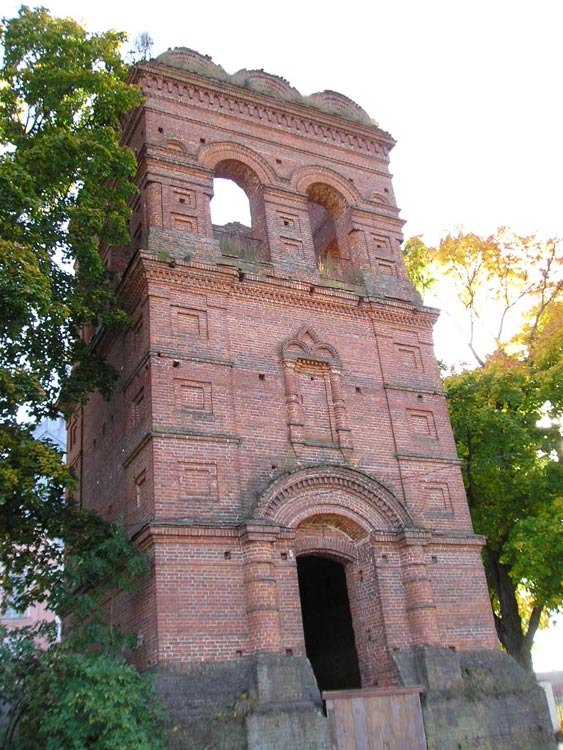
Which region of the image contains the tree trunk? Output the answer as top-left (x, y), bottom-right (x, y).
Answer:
top-left (485, 547), bottom-right (541, 674)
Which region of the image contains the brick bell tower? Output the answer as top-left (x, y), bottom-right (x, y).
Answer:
top-left (69, 50), bottom-right (555, 750)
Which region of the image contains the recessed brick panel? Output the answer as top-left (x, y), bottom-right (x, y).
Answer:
top-left (179, 462), bottom-right (218, 499)
top-left (408, 409), bottom-right (437, 438)
top-left (424, 482), bottom-right (453, 515)
top-left (374, 257), bottom-right (396, 275)
top-left (174, 378), bottom-right (212, 413)
top-left (171, 213), bottom-right (197, 232)
top-left (394, 343), bottom-right (423, 372)
top-left (280, 237), bottom-right (305, 257)
top-left (370, 234), bottom-right (392, 257)
top-left (175, 305), bottom-right (208, 338)
top-left (171, 187), bottom-right (195, 209)
top-left (298, 370), bottom-right (335, 443)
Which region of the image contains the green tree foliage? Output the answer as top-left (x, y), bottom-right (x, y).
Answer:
top-left (405, 230), bottom-right (563, 672)
top-left (0, 6), bottom-right (144, 613)
top-left (0, 624), bottom-right (164, 750)
top-left (402, 235), bottom-right (436, 297)
top-left (0, 6), bottom-right (142, 417)
top-left (0, 10), bottom-right (163, 748)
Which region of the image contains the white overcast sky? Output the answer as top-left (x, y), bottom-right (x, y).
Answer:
top-left (4, 0), bottom-right (562, 245)
top-left (3, 0), bottom-right (563, 671)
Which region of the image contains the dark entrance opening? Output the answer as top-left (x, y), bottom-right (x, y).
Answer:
top-left (297, 555), bottom-right (361, 692)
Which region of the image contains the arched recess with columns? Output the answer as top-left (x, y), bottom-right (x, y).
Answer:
top-left (252, 465), bottom-right (437, 688)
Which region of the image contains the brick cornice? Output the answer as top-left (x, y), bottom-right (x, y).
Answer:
top-left (236, 283), bottom-right (437, 329)
top-left (143, 257), bottom-right (239, 294)
top-left (132, 521), bottom-right (296, 547)
top-left (366, 528), bottom-right (487, 550)
top-left (396, 452), bottom-right (462, 464)
top-left (131, 64), bottom-right (395, 161)
top-left (238, 520), bottom-right (285, 544)
top-left (133, 522), bottom-right (239, 548)
top-left (122, 253), bottom-right (438, 331)
top-left (397, 528), bottom-right (434, 546)
top-left (122, 428), bottom-right (240, 469)
top-left (427, 531), bottom-right (488, 548)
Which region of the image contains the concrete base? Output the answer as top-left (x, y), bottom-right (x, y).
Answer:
top-left (152, 654), bottom-right (329, 750)
top-left (393, 647), bottom-right (557, 750)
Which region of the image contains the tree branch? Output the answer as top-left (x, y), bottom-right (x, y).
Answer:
top-left (523, 604), bottom-right (544, 649)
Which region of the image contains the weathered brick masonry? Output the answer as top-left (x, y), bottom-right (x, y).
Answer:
top-left (70, 50), bottom-right (555, 749)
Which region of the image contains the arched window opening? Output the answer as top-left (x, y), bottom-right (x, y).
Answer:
top-left (308, 202), bottom-right (339, 268)
top-left (211, 160), bottom-right (270, 262)
top-left (297, 555), bottom-right (361, 693)
top-left (210, 178), bottom-right (251, 226)
top-left (306, 183), bottom-right (351, 280)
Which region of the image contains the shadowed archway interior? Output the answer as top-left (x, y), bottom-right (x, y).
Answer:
top-left (297, 555), bottom-right (361, 693)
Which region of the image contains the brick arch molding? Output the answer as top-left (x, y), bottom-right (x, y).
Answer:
top-left (294, 535), bottom-right (358, 563)
top-left (291, 165), bottom-right (363, 207)
top-left (157, 137), bottom-right (189, 153)
top-left (281, 325), bottom-right (341, 366)
top-left (254, 465), bottom-right (412, 532)
top-left (197, 141), bottom-right (278, 185)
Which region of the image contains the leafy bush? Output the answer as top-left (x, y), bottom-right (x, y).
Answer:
top-left (0, 625), bottom-right (164, 750)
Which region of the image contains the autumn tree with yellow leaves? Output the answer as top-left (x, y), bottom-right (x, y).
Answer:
top-left (404, 230), bottom-right (563, 673)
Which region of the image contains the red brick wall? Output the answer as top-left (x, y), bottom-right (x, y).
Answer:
top-left (70, 54), bottom-right (498, 680)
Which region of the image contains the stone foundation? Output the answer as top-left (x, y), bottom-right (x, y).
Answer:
top-left (394, 647), bottom-right (556, 750)
top-left (154, 648), bottom-right (556, 750)
top-left (152, 654), bottom-right (328, 750)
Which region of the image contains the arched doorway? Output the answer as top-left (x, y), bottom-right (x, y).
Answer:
top-left (254, 466), bottom-right (414, 691)
top-left (297, 555), bottom-right (361, 692)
